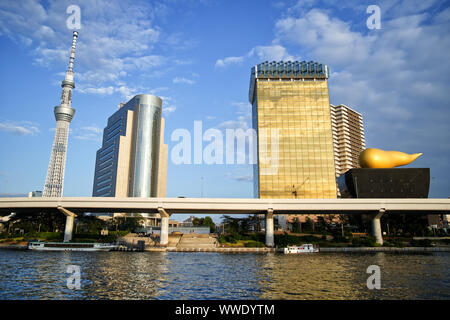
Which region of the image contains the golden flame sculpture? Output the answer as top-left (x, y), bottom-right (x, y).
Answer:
top-left (359, 148), bottom-right (422, 168)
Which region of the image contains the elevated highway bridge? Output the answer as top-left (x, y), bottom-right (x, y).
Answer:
top-left (1, 197), bottom-right (449, 246)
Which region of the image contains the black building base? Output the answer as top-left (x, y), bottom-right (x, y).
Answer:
top-left (337, 168), bottom-right (430, 198)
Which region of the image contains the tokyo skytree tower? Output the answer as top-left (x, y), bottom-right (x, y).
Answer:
top-left (43, 31), bottom-right (78, 197)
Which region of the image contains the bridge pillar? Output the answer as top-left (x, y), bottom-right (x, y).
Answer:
top-left (57, 207), bottom-right (77, 242)
top-left (372, 209), bottom-right (385, 245)
top-left (158, 207), bottom-right (170, 246)
top-left (265, 208), bottom-right (274, 247)
top-left (64, 215), bottom-right (75, 242)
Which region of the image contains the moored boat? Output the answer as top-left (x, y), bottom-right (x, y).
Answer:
top-left (284, 244), bottom-right (319, 254)
top-left (27, 241), bottom-right (118, 252)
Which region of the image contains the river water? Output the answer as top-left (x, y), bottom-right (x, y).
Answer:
top-left (0, 250), bottom-right (448, 300)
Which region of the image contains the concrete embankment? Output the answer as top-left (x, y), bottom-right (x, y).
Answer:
top-left (147, 247), bottom-right (450, 253)
top-left (175, 233), bottom-right (218, 249)
top-left (166, 247), bottom-right (276, 253)
top-left (0, 244), bottom-right (27, 250)
top-left (319, 247), bottom-right (450, 253)
top-left (1, 245), bottom-right (448, 253)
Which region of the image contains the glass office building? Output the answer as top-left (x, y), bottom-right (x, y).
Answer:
top-left (92, 94), bottom-right (168, 198)
top-left (249, 61), bottom-right (337, 199)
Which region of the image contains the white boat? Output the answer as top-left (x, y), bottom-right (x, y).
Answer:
top-left (284, 244), bottom-right (319, 254)
top-left (27, 241), bottom-right (118, 252)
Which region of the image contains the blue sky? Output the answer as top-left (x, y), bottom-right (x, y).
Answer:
top-left (0, 0), bottom-right (449, 218)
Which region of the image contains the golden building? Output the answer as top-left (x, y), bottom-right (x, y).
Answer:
top-left (250, 61), bottom-right (337, 202)
top-left (330, 104), bottom-right (365, 176)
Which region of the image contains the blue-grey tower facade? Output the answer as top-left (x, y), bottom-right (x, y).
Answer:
top-left (43, 31), bottom-right (78, 197)
top-left (92, 94), bottom-right (167, 198)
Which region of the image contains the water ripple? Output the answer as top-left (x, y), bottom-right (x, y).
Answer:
top-left (0, 251), bottom-right (448, 299)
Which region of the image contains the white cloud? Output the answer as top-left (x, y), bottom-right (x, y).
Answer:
top-left (212, 2), bottom-right (450, 194)
top-left (0, 0), bottom-right (189, 99)
top-left (275, 10), bottom-right (372, 66)
top-left (248, 44), bottom-right (296, 61)
top-left (0, 121), bottom-right (40, 136)
top-left (0, 0), bottom-right (47, 43)
top-left (33, 47), bottom-right (67, 67)
top-left (163, 105), bottom-right (176, 116)
top-left (173, 77), bottom-right (195, 85)
top-left (233, 174), bottom-right (253, 182)
top-left (217, 117), bottom-right (250, 131)
top-left (174, 59), bottom-right (193, 65)
top-left (123, 55), bottom-right (165, 70)
top-left (217, 102), bottom-right (252, 131)
top-left (271, 4), bottom-right (450, 162)
top-left (73, 126), bottom-right (103, 142)
top-left (78, 86), bottom-right (115, 95)
top-left (81, 126), bottom-right (102, 134)
top-left (231, 102), bottom-right (252, 116)
top-left (215, 44), bottom-right (296, 69)
top-left (215, 56), bottom-right (245, 68)
top-left (77, 85), bottom-right (138, 100)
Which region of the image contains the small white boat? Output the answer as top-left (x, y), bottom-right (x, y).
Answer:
top-left (27, 241), bottom-right (118, 252)
top-left (284, 244), bottom-right (319, 254)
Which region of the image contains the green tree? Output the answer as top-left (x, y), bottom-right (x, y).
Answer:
top-left (114, 215), bottom-right (143, 231)
top-left (292, 217), bottom-right (301, 233)
top-left (317, 216), bottom-right (326, 232)
top-left (202, 216), bottom-right (216, 233)
top-left (248, 214), bottom-right (261, 232)
top-left (75, 215), bottom-right (107, 234)
top-left (221, 215), bottom-right (240, 233)
top-left (7, 211), bottom-right (66, 234)
top-left (304, 216), bottom-right (312, 231)
top-left (192, 217), bottom-right (204, 226)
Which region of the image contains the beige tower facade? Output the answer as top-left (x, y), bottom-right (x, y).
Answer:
top-left (157, 118), bottom-right (168, 197)
top-left (93, 95), bottom-right (168, 225)
top-left (93, 94), bottom-right (168, 199)
top-left (111, 112), bottom-right (168, 198)
top-left (330, 104), bottom-right (365, 176)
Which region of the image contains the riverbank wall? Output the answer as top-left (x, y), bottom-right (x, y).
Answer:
top-left (318, 247), bottom-right (450, 253)
top-left (1, 244), bottom-right (449, 253)
top-left (156, 247), bottom-right (450, 253)
top-left (0, 244), bottom-right (27, 250)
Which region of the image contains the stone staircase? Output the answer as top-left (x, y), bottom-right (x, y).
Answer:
top-left (176, 233), bottom-right (218, 249)
top-left (118, 233), bottom-right (155, 248)
top-left (117, 233), bottom-right (217, 250)
top-left (167, 234), bottom-right (182, 247)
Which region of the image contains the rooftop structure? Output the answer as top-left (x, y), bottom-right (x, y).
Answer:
top-left (249, 60), bottom-right (330, 104)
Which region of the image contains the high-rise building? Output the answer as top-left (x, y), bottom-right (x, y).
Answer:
top-left (330, 104), bottom-right (365, 176)
top-left (249, 61), bottom-right (337, 200)
top-left (28, 191), bottom-right (43, 198)
top-left (92, 94), bottom-right (168, 198)
top-left (43, 31), bottom-right (78, 197)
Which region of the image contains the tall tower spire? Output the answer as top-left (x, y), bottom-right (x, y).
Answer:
top-left (43, 31), bottom-right (78, 197)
